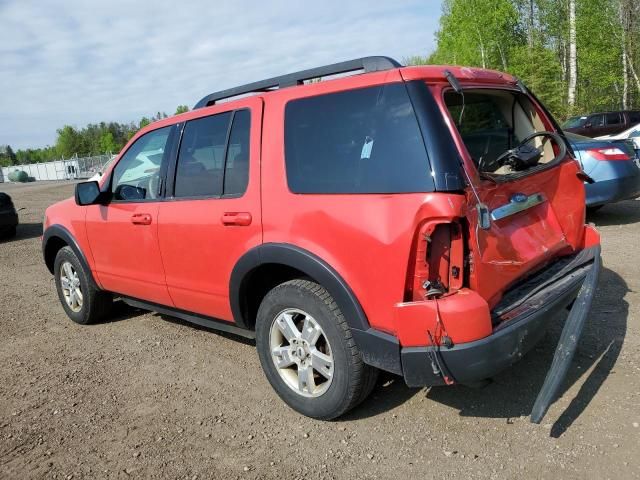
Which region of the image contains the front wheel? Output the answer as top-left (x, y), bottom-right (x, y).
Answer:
top-left (54, 246), bottom-right (112, 325)
top-left (255, 279), bottom-right (378, 420)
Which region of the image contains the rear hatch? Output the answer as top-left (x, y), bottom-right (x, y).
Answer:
top-left (441, 87), bottom-right (586, 309)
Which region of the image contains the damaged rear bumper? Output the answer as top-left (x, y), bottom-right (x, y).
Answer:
top-left (400, 244), bottom-right (600, 421)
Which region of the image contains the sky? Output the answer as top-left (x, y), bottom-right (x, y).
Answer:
top-left (0, 0), bottom-right (441, 150)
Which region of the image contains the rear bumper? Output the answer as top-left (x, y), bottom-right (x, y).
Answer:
top-left (401, 266), bottom-right (584, 386)
top-left (355, 245), bottom-right (601, 389)
top-left (585, 167), bottom-right (640, 207)
top-left (403, 245), bottom-right (600, 387)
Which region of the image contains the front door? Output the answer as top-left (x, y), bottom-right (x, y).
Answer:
top-left (85, 125), bottom-right (175, 306)
top-left (157, 98), bottom-right (262, 321)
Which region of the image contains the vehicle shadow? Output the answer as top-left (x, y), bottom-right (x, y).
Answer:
top-left (587, 198), bottom-right (640, 226)
top-left (0, 222), bottom-right (42, 243)
top-left (422, 265), bottom-right (627, 436)
top-left (96, 299), bottom-right (256, 346)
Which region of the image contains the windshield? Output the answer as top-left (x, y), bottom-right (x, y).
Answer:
top-left (562, 116), bottom-right (587, 129)
top-left (445, 89), bottom-right (558, 175)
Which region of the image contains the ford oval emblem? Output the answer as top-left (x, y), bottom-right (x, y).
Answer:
top-left (511, 193), bottom-right (528, 203)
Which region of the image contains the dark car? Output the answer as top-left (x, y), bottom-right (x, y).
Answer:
top-left (563, 110), bottom-right (640, 137)
top-left (566, 132), bottom-right (640, 210)
top-left (0, 192), bottom-right (18, 238)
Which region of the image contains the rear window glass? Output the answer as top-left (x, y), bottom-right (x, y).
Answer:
top-left (284, 83), bottom-right (433, 194)
top-left (628, 111), bottom-right (640, 124)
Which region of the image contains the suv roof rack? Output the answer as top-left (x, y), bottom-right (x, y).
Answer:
top-left (194, 56), bottom-right (402, 109)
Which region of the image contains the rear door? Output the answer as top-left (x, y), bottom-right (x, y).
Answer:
top-left (442, 88), bottom-right (586, 307)
top-left (157, 97), bottom-right (262, 321)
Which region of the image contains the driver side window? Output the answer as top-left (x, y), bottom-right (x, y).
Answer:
top-left (112, 127), bottom-right (171, 201)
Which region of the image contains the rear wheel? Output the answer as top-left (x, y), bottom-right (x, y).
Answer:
top-left (255, 279), bottom-right (378, 420)
top-left (54, 246), bottom-right (112, 325)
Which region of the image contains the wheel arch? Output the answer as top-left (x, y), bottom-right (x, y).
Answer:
top-left (230, 243), bottom-right (370, 332)
top-left (42, 224), bottom-right (99, 289)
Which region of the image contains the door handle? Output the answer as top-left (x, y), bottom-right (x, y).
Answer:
top-left (221, 212), bottom-right (252, 226)
top-left (131, 213), bottom-right (152, 225)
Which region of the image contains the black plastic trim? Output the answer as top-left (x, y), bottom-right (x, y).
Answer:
top-left (194, 56), bottom-right (402, 108)
top-left (42, 224), bottom-right (99, 288)
top-left (530, 245), bottom-right (601, 423)
top-left (230, 243), bottom-right (370, 332)
top-left (121, 296), bottom-right (255, 340)
top-left (404, 80), bottom-right (465, 191)
top-left (352, 328), bottom-right (402, 375)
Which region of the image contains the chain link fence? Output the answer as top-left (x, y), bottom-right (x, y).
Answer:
top-left (0, 154), bottom-right (115, 183)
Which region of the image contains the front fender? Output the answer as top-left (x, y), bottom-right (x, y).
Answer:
top-left (42, 224), bottom-right (100, 289)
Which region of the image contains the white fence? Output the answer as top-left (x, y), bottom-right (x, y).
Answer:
top-left (0, 154), bottom-right (114, 183)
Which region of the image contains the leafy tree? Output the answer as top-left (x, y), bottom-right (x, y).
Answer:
top-left (99, 131), bottom-right (118, 154)
top-left (0, 145), bottom-right (17, 167)
top-left (175, 105), bottom-right (189, 115)
top-left (417, 0), bottom-right (640, 119)
top-left (56, 126), bottom-right (84, 158)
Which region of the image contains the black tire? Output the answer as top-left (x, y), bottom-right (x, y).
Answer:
top-left (587, 205), bottom-right (603, 214)
top-left (1, 225), bottom-right (17, 239)
top-left (256, 279), bottom-right (378, 420)
top-left (54, 246), bottom-right (112, 325)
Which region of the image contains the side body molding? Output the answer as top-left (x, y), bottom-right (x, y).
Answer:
top-left (42, 224), bottom-right (100, 289)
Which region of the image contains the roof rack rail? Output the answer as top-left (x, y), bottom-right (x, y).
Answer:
top-left (193, 56), bottom-right (402, 109)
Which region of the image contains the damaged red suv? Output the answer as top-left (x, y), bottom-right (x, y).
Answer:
top-left (43, 57), bottom-right (601, 422)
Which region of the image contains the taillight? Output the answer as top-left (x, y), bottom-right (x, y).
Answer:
top-left (405, 221), bottom-right (465, 302)
top-left (587, 147), bottom-right (630, 161)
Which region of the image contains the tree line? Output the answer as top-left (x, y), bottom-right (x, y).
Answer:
top-left (409, 0), bottom-right (640, 120)
top-left (0, 105), bottom-right (189, 167)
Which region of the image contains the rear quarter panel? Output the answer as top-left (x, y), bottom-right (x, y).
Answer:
top-left (261, 72), bottom-right (465, 336)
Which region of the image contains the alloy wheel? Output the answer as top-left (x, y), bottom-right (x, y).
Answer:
top-left (269, 308), bottom-right (334, 398)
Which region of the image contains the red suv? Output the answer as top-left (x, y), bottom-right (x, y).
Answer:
top-left (43, 57), bottom-right (601, 422)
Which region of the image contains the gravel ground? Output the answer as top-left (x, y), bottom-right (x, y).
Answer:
top-left (0, 180), bottom-right (639, 479)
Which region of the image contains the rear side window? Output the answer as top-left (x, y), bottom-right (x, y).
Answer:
top-left (174, 110), bottom-right (250, 198)
top-left (224, 110), bottom-right (250, 196)
top-left (284, 83), bottom-right (433, 194)
top-left (628, 111), bottom-right (640, 124)
top-left (606, 113), bottom-right (622, 125)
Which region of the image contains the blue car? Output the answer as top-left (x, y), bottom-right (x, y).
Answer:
top-left (565, 132), bottom-right (640, 210)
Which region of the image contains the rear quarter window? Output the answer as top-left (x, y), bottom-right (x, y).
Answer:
top-left (284, 83), bottom-right (434, 194)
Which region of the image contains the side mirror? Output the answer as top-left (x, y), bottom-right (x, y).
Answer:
top-left (75, 181), bottom-right (106, 206)
top-left (114, 184), bottom-right (146, 201)
top-left (584, 123), bottom-right (592, 129)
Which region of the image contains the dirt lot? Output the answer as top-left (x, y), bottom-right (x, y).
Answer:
top-left (0, 180), bottom-right (639, 479)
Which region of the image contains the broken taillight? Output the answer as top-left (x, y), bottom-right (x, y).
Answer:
top-left (405, 221), bottom-right (465, 302)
